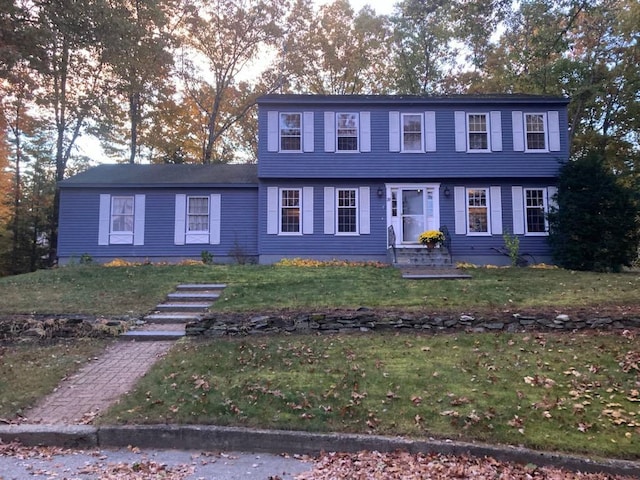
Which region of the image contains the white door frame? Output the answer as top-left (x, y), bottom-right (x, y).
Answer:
top-left (386, 183), bottom-right (441, 248)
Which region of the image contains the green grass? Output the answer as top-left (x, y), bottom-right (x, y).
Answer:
top-left (0, 264), bottom-right (639, 315)
top-left (101, 332), bottom-right (640, 459)
top-left (0, 340), bottom-right (110, 418)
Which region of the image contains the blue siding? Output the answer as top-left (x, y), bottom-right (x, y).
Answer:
top-left (256, 179), bottom-right (555, 264)
top-left (58, 188), bottom-right (258, 263)
top-left (258, 101), bottom-right (569, 180)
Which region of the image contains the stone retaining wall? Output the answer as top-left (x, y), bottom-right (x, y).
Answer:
top-left (186, 309), bottom-right (640, 337)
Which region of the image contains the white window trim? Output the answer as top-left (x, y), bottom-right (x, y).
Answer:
top-left (279, 112), bottom-right (303, 153)
top-left (174, 194), bottom-right (220, 245)
top-left (400, 113), bottom-right (424, 153)
top-left (279, 188), bottom-right (302, 235)
top-left (335, 188), bottom-right (359, 235)
top-left (524, 187), bottom-right (549, 236)
top-left (466, 187), bottom-right (492, 236)
top-left (336, 112), bottom-right (359, 153)
top-left (524, 112), bottom-right (549, 153)
top-left (98, 194), bottom-right (145, 246)
top-left (466, 113), bottom-right (491, 153)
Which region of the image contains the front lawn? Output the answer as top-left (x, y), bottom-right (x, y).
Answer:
top-left (0, 264), bottom-right (639, 316)
top-left (0, 340), bottom-right (110, 419)
top-left (101, 331), bottom-right (640, 460)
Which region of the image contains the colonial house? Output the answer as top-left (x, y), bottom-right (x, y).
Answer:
top-left (57, 94), bottom-right (570, 266)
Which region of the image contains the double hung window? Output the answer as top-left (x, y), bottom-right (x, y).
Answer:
top-left (110, 196), bottom-right (134, 234)
top-left (280, 113), bottom-right (301, 151)
top-left (337, 189), bottom-right (358, 234)
top-left (187, 196), bottom-right (209, 233)
top-left (402, 114), bottom-right (423, 152)
top-left (467, 114), bottom-right (489, 151)
top-left (280, 189), bottom-right (301, 234)
top-left (525, 188), bottom-right (547, 233)
top-left (467, 188), bottom-right (489, 234)
top-left (525, 113), bottom-right (547, 151)
top-left (336, 113), bottom-right (359, 151)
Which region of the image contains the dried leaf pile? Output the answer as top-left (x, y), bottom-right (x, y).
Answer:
top-left (294, 451), bottom-right (637, 480)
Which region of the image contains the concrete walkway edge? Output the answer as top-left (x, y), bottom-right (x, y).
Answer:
top-left (1, 424), bottom-right (638, 477)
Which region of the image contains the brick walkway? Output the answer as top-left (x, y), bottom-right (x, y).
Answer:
top-left (24, 341), bottom-right (175, 425)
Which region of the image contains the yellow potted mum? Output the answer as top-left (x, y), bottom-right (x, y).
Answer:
top-left (418, 230), bottom-right (445, 249)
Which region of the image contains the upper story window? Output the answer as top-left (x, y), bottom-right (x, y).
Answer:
top-left (187, 196), bottom-right (209, 233)
top-left (512, 111), bottom-right (560, 152)
top-left (337, 188), bottom-right (358, 234)
top-left (525, 113), bottom-right (547, 151)
top-left (279, 113), bottom-right (301, 151)
top-left (336, 113), bottom-right (359, 151)
top-left (402, 114), bottom-right (423, 152)
top-left (454, 111), bottom-right (502, 152)
top-left (111, 196), bottom-right (134, 233)
top-left (467, 114), bottom-right (489, 151)
top-left (267, 111), bottom-right (314, 153)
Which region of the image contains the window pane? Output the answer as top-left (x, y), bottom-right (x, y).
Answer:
top-left (526, 189), bottom-right (546, 232)
top-left (526, 114), bottom-right (546, 150)
top-left (403, 114), bottom-right (422, 151)
top-left (467, 189), bottom-right (488, 233)
top-left (111, 197), bottom-right (134, 232)
top-left (337, 113), bottom-right (358, 151)
top-left (187, 197), bottom-right (209, 232)
top-left (281, 190), bottom-right (300, 233)
top-left (468, 114), bottom-right (488, 150)
top-left (280, 113), bottom-right (301, 151)
top-left (337, 189), bottom-right (357, 233)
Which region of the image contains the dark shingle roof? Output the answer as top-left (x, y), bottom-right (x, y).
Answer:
top-left (257, 93), bottom-right (570, 105)
top-left (59, 163), bottom-right (258, 188)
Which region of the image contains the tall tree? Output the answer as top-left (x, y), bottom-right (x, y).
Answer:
top-left (97, 0), bottom-right (188, 164)
top-left (390, 0), bottom-right (459, 94)
top-left (284, 0), bottom-right (392, 94)
top-left (180, 0), bottom-right (289, 164)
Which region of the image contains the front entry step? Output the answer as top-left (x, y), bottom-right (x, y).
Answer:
top-left (119, 329), bottom-right (185, 341)
top-left (166, 292), bottom-right (220, 301)
top-left (155, 302), bottom-right (213, 312)
top-left (177, 283), bottom-right (227, 291)
top-left (144, 313), bottom-right (203, 323)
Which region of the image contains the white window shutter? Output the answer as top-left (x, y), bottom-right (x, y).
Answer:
top-left (454, 186), bottom-right (466, 234)
top-left (425, 111), bottom-right (436, 152)
top-left (490, 111), bottom-right (502, 152)
top-left (303, 112), bottom-right (314, 152)
top-left (324, 187), bottom-right (335, 234)
top-left (359, 186), bottom-right (370, 234)
top-left (454, 111), bottom-right (466, 152)
top-left (490, 186), bottom-right (503, 235)
top-left (360, 111), bottom-right (371, 152)
top-left (548, 111), bottom-right (560, 151)
top-left (133, 195), bottom-right (145, 246)
top-left (302, 187), bottom-right (314, 234)
top-left (511, 186), bottom-right (525, 235)
top-left (389, 111), bottom-right (400, 152)
top-left (267, 111), bottom-right (278, 152)
top-left (267, 187), bottom-right (278, 235)
top-left (512, 111), bottom-right (524, 151)
top-left (547, 186), bottom-right (558, 210)
top-left (209, 194), bottom-right (221, 245)
top-left (98, 194), bottom-right (110, 245)
top-left (174, 194), bottom-right (186, 245)
top-left (324, 111), bottom-right (335, 152)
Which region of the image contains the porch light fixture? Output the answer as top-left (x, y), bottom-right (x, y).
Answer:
top-left (444, 186), bottom-right (450, 198)
top-left (377, 187), bottom-right (384, 198)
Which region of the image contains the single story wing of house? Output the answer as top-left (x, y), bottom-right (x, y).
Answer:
top-left (58, 94), bottom-right (570, 266)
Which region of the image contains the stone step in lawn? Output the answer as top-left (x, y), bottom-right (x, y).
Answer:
top-left (176, 283), bottom-right (227, 291)
top-left (144, 313), bottom-right (203, 323)
top-left (155, 302), bottom-right (213, 312)
top-left (166, 292), bottom-right (220, 301)
top-left (119, 330), bottom-right (185, 341)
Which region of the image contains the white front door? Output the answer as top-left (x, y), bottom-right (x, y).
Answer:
top-left (388, 184), bottom-right (440, 247)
